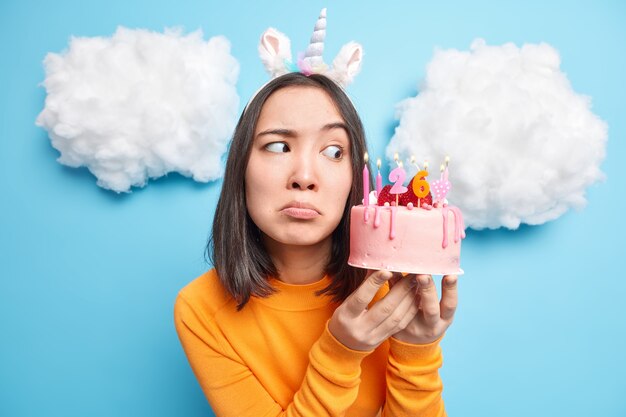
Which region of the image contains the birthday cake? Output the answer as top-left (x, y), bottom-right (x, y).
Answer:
top-left (348, 157), bottom-right (465, 275)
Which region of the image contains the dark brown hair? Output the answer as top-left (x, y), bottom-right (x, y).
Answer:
top-left (206, 72), bottom-right (371, 310)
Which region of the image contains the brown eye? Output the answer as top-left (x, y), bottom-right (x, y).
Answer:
top-left (322, 145), bottom-right (343, 160)
top-left (265, 142), bottom-right (289, 153)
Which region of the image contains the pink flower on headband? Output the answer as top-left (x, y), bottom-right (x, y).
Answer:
top-left (296, 52), bottom-right (314, 76)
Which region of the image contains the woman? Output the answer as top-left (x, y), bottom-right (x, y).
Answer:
top-left (174, 72), bottom-right (458, 417)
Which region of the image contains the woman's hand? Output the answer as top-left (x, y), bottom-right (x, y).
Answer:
top-left (392, 274), bottom-right (458, 345)
top-left (328, 269), bottom-right (420, 351)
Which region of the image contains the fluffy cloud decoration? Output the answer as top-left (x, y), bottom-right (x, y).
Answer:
top-left (36, 26), bottom-right (239, 193)
top-left (388, 39), bottom-right (607, 230)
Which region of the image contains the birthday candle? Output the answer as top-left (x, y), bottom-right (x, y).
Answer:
top-left (376, 158), bottom-right (382, 197)
top-left (389, 162), bottom-right (408, 206)
top-left (411, 169), bottom-right (430, 199)
top-left (363, 152), bottom-right (370, 207)
top-left (432, 157), bottom-right (451, 205)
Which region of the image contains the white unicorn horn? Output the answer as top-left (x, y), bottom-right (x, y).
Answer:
top-left (304, 8), bottom-right (327, 70)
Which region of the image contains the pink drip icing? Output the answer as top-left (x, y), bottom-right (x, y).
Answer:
top-left (389, 206), bottom-right (397, 239)
top-left (441, 205), bottom-right (466, 248)
top-left (363, 205), bottom-right (369, 223)
top-left (441, 206), bottom-right (449, 249)
top-left (448, 206), bottom-right (466, 242)
top-left (374, 205), bottom-right (381, 228)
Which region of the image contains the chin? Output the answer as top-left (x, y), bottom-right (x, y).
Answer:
top-left (267, 230), bottom-right (332, 247)
top-left (282, 234), bottom-right (327, 246)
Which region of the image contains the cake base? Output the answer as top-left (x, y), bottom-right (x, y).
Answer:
top-left (348, 204), bottom-right (465, 276)
top-left (347, 262), bottom-right (464, 277)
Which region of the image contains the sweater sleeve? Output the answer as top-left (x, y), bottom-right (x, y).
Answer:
top-left (381, 335), bottom-right (446, 417)
top-left (174, 293), bottom-right (371, 417)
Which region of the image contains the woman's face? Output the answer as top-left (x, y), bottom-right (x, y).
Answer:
top-left (245, 86), bottom-right (353, 250)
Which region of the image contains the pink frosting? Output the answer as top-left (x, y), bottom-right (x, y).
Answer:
top-left (390, 206), bottom-right (397, 239)
top-left (349, 204), bottom-right (465, 275)
top-left (441, 206), bottom-right (465, 248)
top-left (374, 205), bottom-right (381, 228)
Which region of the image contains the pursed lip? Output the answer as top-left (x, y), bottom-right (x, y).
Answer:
top-left (280, 201), bottom-right (322, 219)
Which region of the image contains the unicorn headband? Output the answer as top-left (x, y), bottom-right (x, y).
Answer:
top-left (245, 8), bottom-right (364, 111)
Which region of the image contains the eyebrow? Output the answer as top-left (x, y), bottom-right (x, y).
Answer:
top-left (256, 122), bottom-right (349, 139)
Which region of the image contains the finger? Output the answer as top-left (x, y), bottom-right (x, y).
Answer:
top-left (389, 271), bottom-right (412, 289)
top-left (416, 274), bottom-right (440, 326)
top-left (396, 291), bottom-right (420, 329)
top-left (440, 275), bottom-right (458, 321)
top-left (344, 269), bottom-right (394, 316)
top-left (388, 273), bottom-right (402, 289)
top-left (368, 275), bottom-right (416, 325)
top-left (372, 281), bottom-right (419, 337)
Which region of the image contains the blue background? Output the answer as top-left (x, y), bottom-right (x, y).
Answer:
top-left (1, 1), bottom-right (625, 416)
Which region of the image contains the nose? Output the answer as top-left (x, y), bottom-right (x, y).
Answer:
top-left (288, 151), bottom-right (318, 191)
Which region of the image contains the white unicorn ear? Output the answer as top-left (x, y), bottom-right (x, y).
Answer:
top-left (327, 42), bottom-right (363, 88)
top-left (258, 27), bottom-right (292, 78)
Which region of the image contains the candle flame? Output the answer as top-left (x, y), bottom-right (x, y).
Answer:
top-left (377, 158), bottom-right (381, 169)
top-left (364, 152), bottom-right (369, 163)
top-left (440, 163), bottom-right (445, 172)
top-left (424, 161), bottom-right (429, 170)
top-left (445, 155), bottom-right (450, 167)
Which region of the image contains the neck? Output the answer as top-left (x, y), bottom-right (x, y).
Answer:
top-left (262, 235), bottom-right (332, 285)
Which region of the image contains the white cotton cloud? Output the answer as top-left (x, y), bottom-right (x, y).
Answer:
top-left (387, 39), bottom-right (607, 230)
top-left (36, 26), bottom-right (239, 193)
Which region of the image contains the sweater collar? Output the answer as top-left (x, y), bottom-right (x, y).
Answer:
top-left (251, 274), bottom-right (334, 311)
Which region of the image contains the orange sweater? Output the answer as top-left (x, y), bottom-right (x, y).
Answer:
top-left (174, 269), bottom-right (446, 417)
